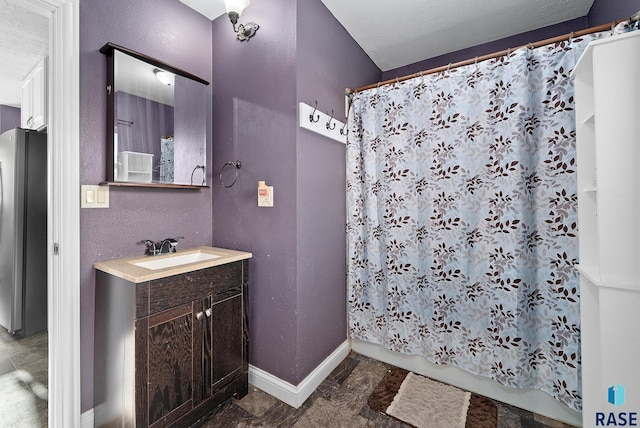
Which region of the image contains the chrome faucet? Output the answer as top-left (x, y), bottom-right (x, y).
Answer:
top-left (140, 239), bottom-right (160, 256)
top-left (140, 237), bottom-right (184, 256)
top-left (158, 236), bottom-right (184, 254)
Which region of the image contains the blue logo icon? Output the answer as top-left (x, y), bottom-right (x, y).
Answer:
top-left (609, 384), bottom-right (626, 408)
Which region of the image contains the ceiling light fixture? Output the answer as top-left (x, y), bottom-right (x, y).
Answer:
top-left (225, 0), bottom-right (259, 41)
top-left (153, 68), bottom-right (174, 86)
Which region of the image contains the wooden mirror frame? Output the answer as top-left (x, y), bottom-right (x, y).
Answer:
top-left (99, 42), bottom-right (210, 189)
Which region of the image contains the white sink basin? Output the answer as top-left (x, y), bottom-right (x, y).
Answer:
top-left (132, 251), bottom-right (220, 270)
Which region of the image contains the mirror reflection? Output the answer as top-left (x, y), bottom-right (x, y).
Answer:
top-left (102, 44), bottom-right (209, 187)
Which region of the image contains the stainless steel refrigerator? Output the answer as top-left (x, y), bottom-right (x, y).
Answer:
top-left (0, 128), bottom-right (47, 336)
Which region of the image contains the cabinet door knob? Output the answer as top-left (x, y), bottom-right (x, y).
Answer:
top-left (205, 308), bottom-right (212, 317)
top-left (196, 311), bottom-right (205, 320)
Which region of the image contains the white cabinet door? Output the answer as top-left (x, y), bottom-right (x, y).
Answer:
top-left (30, 60), bottom-right (47, 130)
top-left (21, 77), bottom-right (33, 128)
top-left (21, 58), bottom-right (47, 131)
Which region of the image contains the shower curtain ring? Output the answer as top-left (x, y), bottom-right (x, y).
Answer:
top-left (309, 100), bottom-right (320, 123)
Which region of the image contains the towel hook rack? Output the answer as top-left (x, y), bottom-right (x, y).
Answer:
top-left (326, 110), bottom-right (336, 130)
top-left (340, 121), bottom-right (348, 136)
top-left (309, 100), bottom-right (320, 123)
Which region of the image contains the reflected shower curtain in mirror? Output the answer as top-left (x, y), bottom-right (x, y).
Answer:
top-left (346, 35), bottom-right (600, 412)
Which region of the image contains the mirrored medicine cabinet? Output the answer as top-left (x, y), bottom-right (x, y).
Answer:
top-left (100, 43), bottom-right (210, 189)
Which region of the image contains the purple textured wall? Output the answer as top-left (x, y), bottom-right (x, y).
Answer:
top-left (0, 105), bottom-right (20, 133)
top-left (211, 0), bottom-right (299, 383)
top-left (295, 0), bottom-right (380, 381)
top-left (588, 0), bottom-right (639, 26)
top-left (79, 0), bottom-right (212, 411)
top-left (211, 0), bottom-right (379, 385)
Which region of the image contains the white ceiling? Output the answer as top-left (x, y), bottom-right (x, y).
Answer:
top-left (178, 0), bottom-right (227, 20)
top-left (320, 0), bottom-right (596, 71)
top-left (181, 0), bottom-right (595, 71)
top-left (0, 0), bottom-right (48, 108)
top-left (0, 0), bottom-right (597, 109)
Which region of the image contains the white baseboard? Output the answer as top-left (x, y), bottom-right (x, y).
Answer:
top-left (248, 339), bottom-right (351, 408)
top-left (81, 408), bottom-right (94, 428)
top-left (351, 339), bottom-right (582, 427)
top-left (79, 341), bottom-right (350, 424)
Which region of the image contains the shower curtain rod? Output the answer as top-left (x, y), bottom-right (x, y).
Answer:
top-left (348, 12), bottom-right (640, 94)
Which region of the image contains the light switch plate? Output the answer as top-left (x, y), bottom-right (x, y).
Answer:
top-left (81, 185), bottom-right (109, 208)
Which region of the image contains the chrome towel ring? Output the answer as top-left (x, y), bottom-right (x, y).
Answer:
top-left (219, 160), bottom-right (242, 188)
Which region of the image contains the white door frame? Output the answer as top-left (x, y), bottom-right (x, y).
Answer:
top-left (24, 0), bottom-right (81, 426)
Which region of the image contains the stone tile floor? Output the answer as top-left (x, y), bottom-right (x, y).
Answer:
top-left (202, 352), bottom-right (577, 428)
top-left (0, 328), bottom-right (48, 428)
top-left (0, 326), bottom-right (578, 428)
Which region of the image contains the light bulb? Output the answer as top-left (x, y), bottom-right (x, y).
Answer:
top-left (154, 69), bottom-right (174, 86)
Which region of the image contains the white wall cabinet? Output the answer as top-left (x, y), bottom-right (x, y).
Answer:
top-left (572, 30), bottom-right (640, 426)
top-left (21, 57), bottom-right (47, 131)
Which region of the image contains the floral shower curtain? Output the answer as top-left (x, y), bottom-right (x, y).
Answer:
top-left (346, 35), bottom-right (604, 412)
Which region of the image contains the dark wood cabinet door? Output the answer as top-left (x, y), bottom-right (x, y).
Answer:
top-left (147, 302), bottom-right (194, 426)
top-left (193, 296), bottom-right (212, 406)
top-left (212, 294), bottom-right (243, 386)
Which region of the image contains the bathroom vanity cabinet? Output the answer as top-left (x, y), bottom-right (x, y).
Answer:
top-left (93, 247), bottom-right (251, 427)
